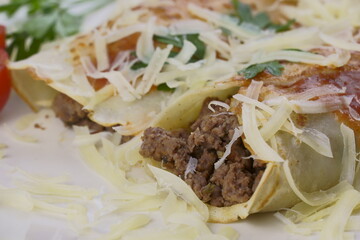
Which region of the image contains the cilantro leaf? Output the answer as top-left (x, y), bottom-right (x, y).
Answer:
top-left (239, 61), bottom-right (284, 79)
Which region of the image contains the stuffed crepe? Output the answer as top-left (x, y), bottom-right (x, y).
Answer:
top-left (138, 54), bottom-right (360, 223)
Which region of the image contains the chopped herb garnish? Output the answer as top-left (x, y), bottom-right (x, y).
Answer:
top-left (239, 61), bottom-right (284, 79)
top-left (231, 0), bottom-right (253, 23)
top-left (185, 34), bottom-right (206, 62)
top-left (1, 0), bottom-right (113, 61)
top-left (268, 19), bottom-right (296, 33)
top-left (169, 50), bottom-right (179, 58)
top-left (157, 83), bottom-right (175, 92)
top-left (230, 0), bottom-right (295, 33)
top-left (153, 34), bottom-right (206, 63)
top-left (130, 60), bottom-right (148, 70)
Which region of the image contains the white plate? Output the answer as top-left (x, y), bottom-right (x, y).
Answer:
top-left (1, 92), bottom-right (356, 240)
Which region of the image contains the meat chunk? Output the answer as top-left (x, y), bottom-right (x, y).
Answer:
top-left (52, 93), bottom-right (110, 133)
top-left (140, 128), bottom-right (190, 175)
top-left (52, 93), bottom-right (86, 125)
top-left (140, 98), bottom-right (266, 207)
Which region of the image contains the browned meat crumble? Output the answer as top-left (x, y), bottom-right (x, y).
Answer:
top-left (140, 98), bottom-right (266, 207)
top-left (52, 93), bottom-right (111, 133)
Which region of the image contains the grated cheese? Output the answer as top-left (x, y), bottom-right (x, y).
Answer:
top-left (214, 127), bottom-right (243, 169)
top-left (0, 188), bottom-right (34, 212)
top-left (15, 181), bottom-right (98, 200)
top-left (136, 17), bottom-right (156, 63)
top-left (71, 67), bottom-right (96, 97)
top-left (283, 160), bottom-right (353, 206)
top-left (148, 165), bottom-right (209, 221)
top-left (102, 71), bottom-right (140, 102)
top-left (99, 214), bottom-right (151, 240)
top-left (199, 31), bottom-right (231, 59)
top-left (319, 189), bottom-right (360, 240)
top-left (260, 99), bottom-right (293, 141)
top-left (242, 103), bottom-right (284, 162)
top-left (188, 4), bottom-right (261, 40)
top-left (298, 128), bottom-right (333, 158)
top-left (208, 100), bottom-right (231, 113)
top-left (94, 30), bottom-right (110, 71)
top-left (136, 44), bottom-right (173, 95)
top-left (248, 49), bottom-right (350, 67)
top-left (106, 23), bottom-right (146, 44)
top-left (174, 40), bottom-right (197, 64)
top-left (286, 85), bottom-right (346, 101)
top-left (339, 124), bottom-right (357, 185)
top-left (290, 95), bottom-right (353, 114)
top-left (160, 191), bottom-right (188, 221)
top-left (320, 32), bottom-right (360, 52)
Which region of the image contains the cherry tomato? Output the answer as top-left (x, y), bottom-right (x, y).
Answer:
top-left (0, 26), bottom-right (11, 112)
top-left (0, 26), bottom-right (5, 49)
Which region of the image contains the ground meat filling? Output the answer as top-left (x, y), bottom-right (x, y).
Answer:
top-left (140, 98), bottom-right (266, 207)
top-left (52, 93), bottom-right (111, 133)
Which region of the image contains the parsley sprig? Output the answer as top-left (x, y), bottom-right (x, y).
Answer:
top-left (1, 0), bottom-right (113, 61)
top-left (231, 0), bottom-right (295, 32)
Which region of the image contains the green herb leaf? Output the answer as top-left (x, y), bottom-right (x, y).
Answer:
top-left (130, 61), bottom-right (148, 70)
top-left (157, 83), bottom-right (175, 92)
top-left (231, 0), bottom-right (253, 23)
top-left (23, 13), bottom-right (58, 39)
top-left (153, 35), bottom-right (183, 48)
top-left (55, 12), bottom-right (83, 37)
top-left (239, 61), bottom-right (284, 79)
top-left (252, 12), bottom-right (271, 29)
top-left (268, 19), bottom-right (296, 33)
top-left (185, 34), bottom-right (205, 61)
top-left (264, 61), bottom-right (284, 76)
top-left (230, 1), bottom-right (295, 33)
top-left (2, 0), bottom-right (113, 61)
top-left (153, 34), bottom-right (205, 63)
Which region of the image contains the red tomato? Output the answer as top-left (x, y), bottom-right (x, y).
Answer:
top-left (0, 25), bottom-right (11, 112)
top-left (0, 26), bottom-right (5, 49)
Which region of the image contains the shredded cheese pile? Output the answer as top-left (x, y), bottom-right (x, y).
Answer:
top-left (5, 0), bottom-right (360, 238)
